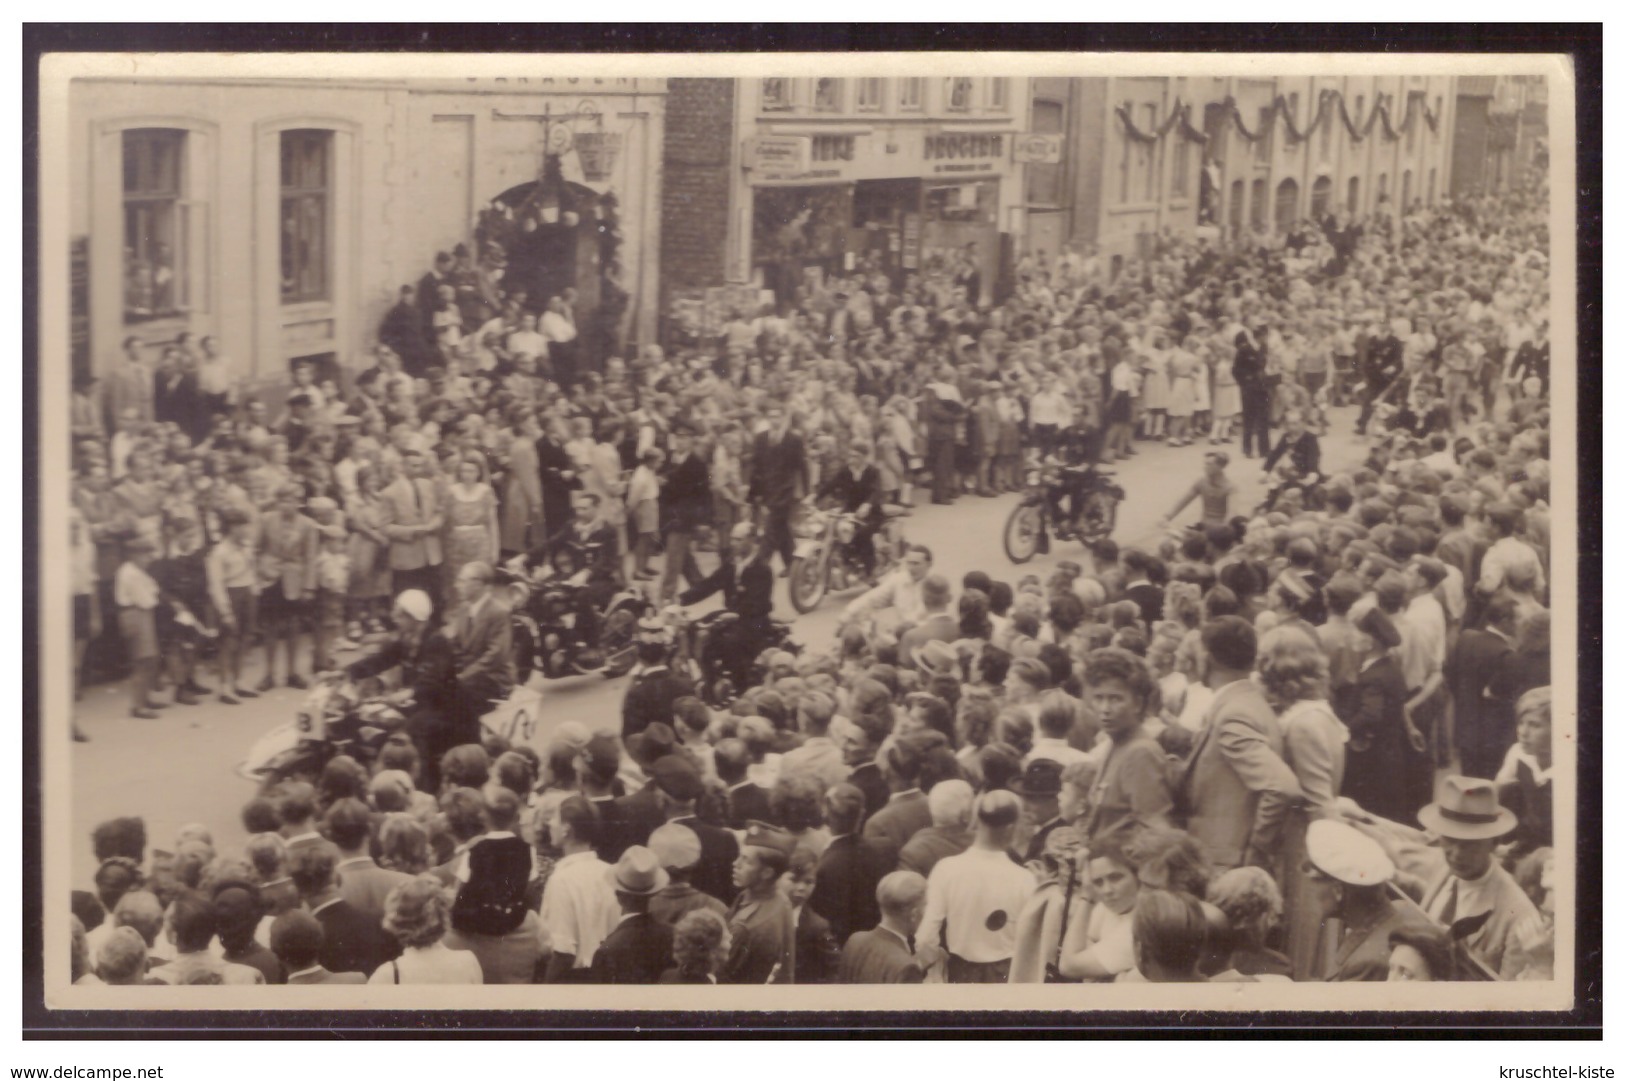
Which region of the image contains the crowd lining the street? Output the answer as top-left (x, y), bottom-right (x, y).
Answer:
top-left (69, 172), bottom-right (1558, 989)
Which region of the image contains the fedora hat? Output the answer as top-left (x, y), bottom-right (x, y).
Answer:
top-left (914, 639), bottom-right (960, 679)
top-left (1417, 775), bottom-right (1518, 841)
top-left (1009, 758), bottom-right (1064, 799)
top-left (627, 722), bottom-right (678, 767)
top-left (610, 846), bottom-right (669, 896)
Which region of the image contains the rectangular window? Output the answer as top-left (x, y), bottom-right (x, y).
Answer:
top-left (1171, 136), bottom-right (1189, 198)
top-left (122, 128), bottom-right (190, 324)
top-left (856, 77), bottom-right (884, 112)
top-left (813, 77), bottom-right (844, 113)
top-left (945, 77), bottom-right (974, 112)
top-left (280, 129), bottom-right (331, 305)
top-left (898, 77), bottom-right (924, 111)
top-left (986, 78), bottom-right (1009, 112)
top-left (761, 78), bottom-right (797, 111)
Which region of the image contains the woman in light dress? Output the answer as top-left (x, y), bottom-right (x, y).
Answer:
top-left (1164, 335), bottom-right (1199, 446)
top-left (1139, 331), bottom-right (1171, 440)
top-left (499, 409), bottom-right (544, 559)
top-left (442, 455), bottom-right (499, 589)
top-left (370, 876), bottom-right (484, 986)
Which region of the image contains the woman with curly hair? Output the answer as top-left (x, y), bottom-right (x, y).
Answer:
top-left (658, 907), bottom-right (732, 984)
top-left (370, 875), bottom-right (483, 985)
top-left (376, 813), bottom-right (432, 876)
top-left (769, 773), bottom-right (832, 858)
top-left (1207, 866), bottom-right (1291, 981)
top-left (1055, 831), bottom-right (1142, 982)
top-left (1080, 647), bottom-right (1174, 845)
top-left (1257, 624), bottom-right (1348, 980)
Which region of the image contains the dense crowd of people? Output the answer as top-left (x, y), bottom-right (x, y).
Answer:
top-left (69, 172), bottom-right (1558, 990)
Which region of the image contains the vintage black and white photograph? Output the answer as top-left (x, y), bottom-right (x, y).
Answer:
top-left (33, 46), bottom-right (1583, 1016)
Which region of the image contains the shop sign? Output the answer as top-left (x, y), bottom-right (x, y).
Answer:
top-left (1013, 133), bottom-right (1064, 164)
top-left (746, 135), bottom-right (812, 175)
top-left (924, 132), bottom-right (1007, 175)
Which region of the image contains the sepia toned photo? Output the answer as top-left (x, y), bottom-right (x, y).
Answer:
top-left (32, 44), bottom-right (1585, 1019)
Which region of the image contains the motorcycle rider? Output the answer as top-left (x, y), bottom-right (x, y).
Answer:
top-left (342, 589), bottom-right (457, 790)
top-left (512, 490), bottom-right (622, 651)
top-left (1043, 419), bottom-right (1105, 540)
top-left (675, 522), bottom-right (778, 690)
top-left (814, 438), bottom-right (884, 581)
top-left (842, 543), bottom-right (934, 634)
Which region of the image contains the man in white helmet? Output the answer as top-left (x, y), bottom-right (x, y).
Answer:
top-left (343, 588), bottom-right (458, 789)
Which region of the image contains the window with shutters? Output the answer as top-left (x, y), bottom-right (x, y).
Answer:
top-left (762, 78), bottom-right (797, 112)
top-left (945, 77), bottom-right (974, 112)
top-left (280, 129), bottom-right (332, 305)
top-left (986, 78), bottom-right (1009, 112)
top-left (898, 77), bottom-right (924, 112)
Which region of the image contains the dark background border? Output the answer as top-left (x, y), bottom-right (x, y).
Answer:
top-left (22, 21), bottom-right (1603, 1038)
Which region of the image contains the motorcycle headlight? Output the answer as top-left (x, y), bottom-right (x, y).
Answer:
top-left (836, 519), bottom-right (857, 544)
top-left (1025, 469), bottom-right (1041, 486)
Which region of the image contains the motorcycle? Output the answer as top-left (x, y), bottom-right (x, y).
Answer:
top-left (662, 605), bottom-right (800, 708)
top-left (787, 502), bottom-right (912, 615)
top-left (235, 676), bottom-right (405, 793)
top-left (238, 676), bottom-right (546, 794)
top-left (498, 559), bottom-right (648, 682)
top-left (1002, 455), bottom-right (1124, 564)
top-left (1255, 461), bottom-right (1324, 515)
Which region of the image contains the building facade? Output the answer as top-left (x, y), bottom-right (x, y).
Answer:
top-left (659, 75), bottom-right (1047, 341)
top-left (1059, 75), bottom-right (1458, 274)
top-left (1451, 75), bottom-right (1548, 197)
top-left (68, 75), bottom-right (667, 390)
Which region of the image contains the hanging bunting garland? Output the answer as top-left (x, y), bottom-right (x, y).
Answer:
top-left (1116, 88), bottom-right (1441, 150)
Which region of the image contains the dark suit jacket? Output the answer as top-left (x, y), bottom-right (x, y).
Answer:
top-left (451, 596), bottom-right (515, 694)
top-left (661, 453), bottom-right (712, 531)
top-left (817, 465), bottom-right (882, 515)
top-left (587, 795), bottom-right (634, 865)
top-left (592, 913), bottom-right (674, 984)
top-left (846, 763), bottom-right (891, 827)
top-left (748, 431), bottom-right (807, 508)
top-left (614, 784), bottom-right (666, 851)
top-left (346, 629), bottom-right (458, 724)
top-left (286, 966), bottom-right (367, 986)
top-left (335, 856), bottom-right (414, 930)
top-left (838, 927), bottom-right (924, 984)
top-left (1448, 628), bottom-right (1518, 776)
top-left (809, 834), bottom-right (889, 945)
top-left (621, 666), bottom-right (696, 741)
top-left (669, 815), bottom-right (741, 905)
top-left (1123, 581), bottom-right (1165, 625)
top-left (794, 906), bottom-right (843, 985)
top-left (725, 782), bottom-right (773, 831)
top-left (313, 897), bottom-right (399, 977)
top-left (154, 370), bottom-right (205, 442)
top-left (861, 790), bottom-right (931, 864)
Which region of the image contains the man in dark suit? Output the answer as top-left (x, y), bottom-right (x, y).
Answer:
top-left (621, 634), bottom-right (695, 742)
top-left (840, 713), bottom-right (893, 823)
top-left (837, 870), bottom-right (927, 984)
top-left (417, 252), bottom-right (454, 349)
top-left (809, 784), bottom-right (890, 945)
top-left (816, 440), bottom-right (885, 578)
top-left (861, 735), bottom-right (936, 865)
top-left (288, 842), bottom-right (397, 979)
top-left (715, 738), bottom-right (772, 829)
top-left (615, 723), bottom-right (681, 848)
top-left (1449, 594), bottom-right (1521, 780)
top-left (345, 587), bottom-right (459, 790)
top-left (378, 284), bottom-right (433, 377)
top-left (577, 732), bottom-right (634, 864)
top-left (658, 422), bottom-right (710, 605)
top-left (152, 347), bottom-right (203, 442)
top-left (448, 562), bottom-right (515, 748)
top-left (270, 910), bottom-right (367, 986)
top-left (747, 403), bottom-right (808, 576)
top-left (648, 756), bottom-right (740, 904)
top-left (678, 524), bottom-right (778, 688)
top-left (1121, 549), bottom-right (1165, 625)
top-left (593, 847), bottom-right (675, 984)
top-left (1011, 759), bottom-right (1067, 864)
top-left (326, 799), bottom-right (412, 929)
